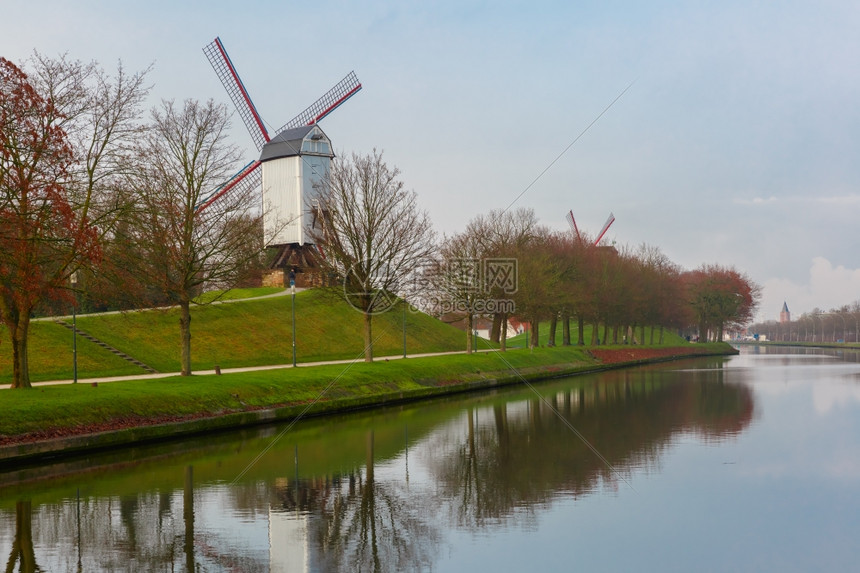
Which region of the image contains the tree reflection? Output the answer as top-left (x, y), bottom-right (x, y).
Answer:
top-left (5, 500), bottom-right (41, 572)
top-left (433, 373), bottom-right (755, 527)
top-left (272, 430), bottom-right (440, 572)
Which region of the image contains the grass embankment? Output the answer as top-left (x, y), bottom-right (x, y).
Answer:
top-left (0, 288), bottom-right (466, 382)
top-left (0, 342), bottom-right (734, 455)
top-left (75, 289), bottom-right (466, 372)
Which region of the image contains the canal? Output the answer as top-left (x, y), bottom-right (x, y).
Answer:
top-left (2, 345), bottom-right (860, 571)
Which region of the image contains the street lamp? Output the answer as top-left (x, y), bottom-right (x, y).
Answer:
top-left (70, 271), bottom-right (78, 384)
top-left (290, 270), bottom-right (297, 367)
top-left (402, 298), bottom-right (407, 359)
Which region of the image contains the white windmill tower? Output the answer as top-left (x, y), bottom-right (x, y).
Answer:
top-left (199, 37), bottom-right (361, 286)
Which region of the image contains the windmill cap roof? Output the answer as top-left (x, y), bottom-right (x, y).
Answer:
top-left (259, 125), bottom-right (334, 162)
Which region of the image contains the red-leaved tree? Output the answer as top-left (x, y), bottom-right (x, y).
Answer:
top-left (0, 57), bottom-right (101, 388)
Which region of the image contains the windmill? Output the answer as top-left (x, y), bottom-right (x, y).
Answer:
top-left (566, 209), bottom-right (615, 246)
top-left (199, 36), bottom-right (362, 284)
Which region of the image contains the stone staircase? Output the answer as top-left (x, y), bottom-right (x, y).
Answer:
top-left (55, 321), bottom-right (159, 374)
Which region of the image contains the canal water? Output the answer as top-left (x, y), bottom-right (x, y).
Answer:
top-left (2, 345), bottom-right (860, 571)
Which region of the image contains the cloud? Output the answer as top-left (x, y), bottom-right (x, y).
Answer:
top-left (733, 196), bottom-right (778, 205)
top-left (759, 257), bottom-right (860, 320)
top-left (812, 194), bottom-right (860, 205)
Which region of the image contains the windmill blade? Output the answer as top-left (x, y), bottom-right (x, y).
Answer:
top-left (203, 37), bottom-right (270, 151)
top-left (196, 161), bottom-right (261, 214)
top-left (276, 71), bottom-right (362, 133)
top-left (594, 212), bottom-right (616, 246)
top-left (565, 209), bottom-right (582, 242)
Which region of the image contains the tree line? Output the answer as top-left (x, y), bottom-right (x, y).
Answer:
top-left (422, 208), bottom-right (760, 354)
top-left (1, 53), bottom-right (760, 388)
top-left (747, 302), bottom-right (860, 343)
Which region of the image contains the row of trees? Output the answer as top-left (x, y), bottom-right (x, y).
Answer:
top-left (425, 209), bottom-right (760, 353)
top-left (748, 302), bottom-right (860, 343)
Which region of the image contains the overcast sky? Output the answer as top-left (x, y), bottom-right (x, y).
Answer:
top-left (4, 0), bottom-right (859, 321)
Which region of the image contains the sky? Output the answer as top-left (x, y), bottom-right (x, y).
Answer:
top-left (3, 0), bottom-right (859, 322)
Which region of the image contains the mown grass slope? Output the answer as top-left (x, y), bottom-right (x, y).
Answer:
top-left (0, 322), bottom-right (149, 383)
top-left (0, 289), bottom-right (467, 382)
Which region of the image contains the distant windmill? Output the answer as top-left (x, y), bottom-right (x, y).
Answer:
top-left (198, 37), bottom-right (362, 282)
top-left (566, 209), bottom-right (615, 246)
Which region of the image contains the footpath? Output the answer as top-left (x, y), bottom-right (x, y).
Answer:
top-left (16, 348), bottom-right (496, 389)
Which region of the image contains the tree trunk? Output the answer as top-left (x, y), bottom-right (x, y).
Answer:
top-left (562, 316), bottom-right (571, 346)
top-left (179, 300), bottom-right (192, 375)
top-left (659, 325), bottom-right (665, 344)
top-left (602, 322), bottom-right (609, 346)
top-left (500, 312), bottom-right (508, 352)
top-left (464, 312), bottom-right (474, 353)
top-left (649, 326), bottom-right (655, 345)
top-left (547, 314), bottom-right (557, 347)
top-left (591, 321), bottom-right (599, 345)
top-left (577, 316), bottom-right (585, 346)
top-left (8, 315), bottom-right (32, 389)
top-left (364, 311), bottom-right (374, 362)
top-left (639, 325), bottom-right (646, 347)
top-left (529, 319), bottom-right (540, 348)
top-left (490, 312), bottom-right (502, 343)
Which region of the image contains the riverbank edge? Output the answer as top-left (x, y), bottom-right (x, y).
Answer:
top-left (0, 345), bottom-right (736, 466)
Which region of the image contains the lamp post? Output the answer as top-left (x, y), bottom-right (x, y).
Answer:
top-left (291, 284), bottom-right (297, 367)
top-left (402, 298), bottom-right (407, 359)
top-left (70, 271), bottom-right (78, 384)
top-left (290, 270), bottom-right (297, 367)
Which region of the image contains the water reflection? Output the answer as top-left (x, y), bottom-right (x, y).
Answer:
top-left (1, 356), bottom-right (756, 571)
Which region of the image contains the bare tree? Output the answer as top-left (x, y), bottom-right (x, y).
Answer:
top-left (126, 99), bottom-right (262, 375)
top-left (466, 208), bottom-right (538, 349)
top-left (310, 150), bottom-right (434, 362)
top-left (435, 231), bottom-right (488, 354)
top-left (0, 55), bottom-right (149, 388)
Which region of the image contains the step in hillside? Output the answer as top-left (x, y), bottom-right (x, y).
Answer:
top-left (55, 321), bottom-right (158, 374)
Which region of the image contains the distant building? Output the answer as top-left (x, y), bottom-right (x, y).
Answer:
top-left (780, 301), bottom-right (790, 324)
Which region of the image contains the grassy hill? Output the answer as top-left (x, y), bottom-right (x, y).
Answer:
top-left (0, 288), bottom-right (469, 383)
